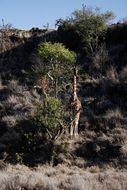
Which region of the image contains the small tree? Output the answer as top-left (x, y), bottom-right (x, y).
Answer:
top-left (34, 97), bottom-right (66, 140)
top-left (57, 5), bottom-right (114, 54)
top-left (37, 42), bottom-right (76, 98)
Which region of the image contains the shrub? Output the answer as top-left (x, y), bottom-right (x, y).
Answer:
top-left (34, 97), bottom-right (67, 141)
top-left (57, 6), bottom-right (114, 54)
top-left (37, 42), bottom-right (76, 98)
top-left (120, 65), bottom-right (127, 86)
top-left (91, 44), bottom-right (109, 73)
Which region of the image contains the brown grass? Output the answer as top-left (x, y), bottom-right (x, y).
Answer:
top-left (104, 108), bottom-right (123, 120)
top-left (106, 66), bottom-right (119, 84)
top-left (0, 164), bottom-right (127, 190)
top-left (0, 77), bottom-right (7, 90)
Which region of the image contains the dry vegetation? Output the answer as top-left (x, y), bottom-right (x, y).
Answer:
top-left (0, 163), bottom-right (127, 190)
top-left (1, 22), bottom-right (127, 189)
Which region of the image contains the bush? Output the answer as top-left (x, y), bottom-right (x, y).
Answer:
top-left (37, 42), bottom-right (76, 98)
top-left (34, 97), bottom-right (67, 141)
top-left (57, 6), bottom-right (114, 54)
top-left (7, 119), bottom-right (54, 165)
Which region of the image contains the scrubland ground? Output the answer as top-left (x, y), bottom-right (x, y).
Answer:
top-left (1, 24), bottom-right (127, 189)
top-left (0, 163), bottom-right (127, 190)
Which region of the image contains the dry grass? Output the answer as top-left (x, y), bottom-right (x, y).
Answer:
top-left (120, 65), bottom-right (127, 85)
top-left (0, 77), bottom-right (7, 90)
top-left (1, 80), bottom-right (42, 128)
top-left (121, 142), bottom-right (127, 158)
top-left (7, 95), bottom-right (19, 104)
top-left (0, 164), bottom-right (127, 190)
top-left (104, 108), bottom-right (123, 120)
top-left (106, 66), bottom-right (119, 84)
top-left (1, 116), bottom-right (17, 127)
top-left (0, 77), bottom-right (3, 90)
top-left (91, 45), bottom-right (109, 71)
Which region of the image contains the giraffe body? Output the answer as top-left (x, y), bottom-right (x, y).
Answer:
top-left (70, 66), bottom-right (82, 136)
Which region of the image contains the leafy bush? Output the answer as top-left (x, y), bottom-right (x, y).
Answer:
top-left (37, 42), bottom-right (76, 98)
top-left (38, 42), bottom-right (76, 64)
top-left (34, 97), bottom-right (67, 141)
top-left (7, 118), bottom-right (54, 165)
top-left (57, 6), bottom-right (114, 54)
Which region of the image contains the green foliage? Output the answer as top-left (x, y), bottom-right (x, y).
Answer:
top-left (34, 97), bottom-right (66, 140)
top-left (9, 43), bottom-right (75, 165)
top-left (9, 120), bottom-right (40, 164)
top-left (51, 148), bottom-right (57, 165)
top-left (38, 42), bottom-right (76, 97)
top-left (7, 119), bottom-right (54, 165)
top-left (57, 142), bottom-right (68, 154)
top-left (57, 6), bottom-right (114, 53)
top-left (38, 42), bottom-right (76, 64)
top-left (23, 131), bottom-right (37, 152)
top-left (15, 153), bottom-right (24, 164)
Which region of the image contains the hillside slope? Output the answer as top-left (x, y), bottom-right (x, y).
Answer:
top-left (0, 25), bottom-right (127, 168)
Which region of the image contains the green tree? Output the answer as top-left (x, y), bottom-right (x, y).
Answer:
top-left (34, 97), bottom-right (66, 141)
top-left (37, 42), bottom-right (76, 98)
top-left (57, 6), bottom-right (114, 54)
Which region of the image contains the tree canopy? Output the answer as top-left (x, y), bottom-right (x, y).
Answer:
top-left (38, 42), bottom-right (76, 64)
top-left (57, 6), bottom-right (114, 54)
top-left (37, 42), bottom-right (76, 98)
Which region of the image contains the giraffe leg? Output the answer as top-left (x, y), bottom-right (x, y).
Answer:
top-left (70, 122), bottom-right (74, 136)
top-left (74, 120), bottom-right (78, 136)
top-left (74, 113), bottom-right (80, 136)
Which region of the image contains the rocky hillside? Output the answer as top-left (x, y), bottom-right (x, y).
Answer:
top-left (0, 28), bottom-right (56, 77)
top-left (0, 25), bottom-right (127, 168)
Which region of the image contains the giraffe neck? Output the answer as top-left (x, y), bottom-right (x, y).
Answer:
top-left (73, 74), bottom-right (77, 101)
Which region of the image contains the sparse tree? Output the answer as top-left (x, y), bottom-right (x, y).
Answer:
top-left (57, 5), bottom-right (114, 54)
top-left (37, 42), bottom-right (76, 98)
